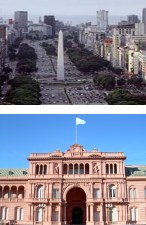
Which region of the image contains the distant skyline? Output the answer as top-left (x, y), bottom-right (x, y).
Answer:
top-left (0, 0), bottom-right (145, 17)
top-left (0, 114), bottom-right (146, 168)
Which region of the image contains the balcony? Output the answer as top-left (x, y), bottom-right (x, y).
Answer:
top-left (30, 198), bottom-right (48, 203)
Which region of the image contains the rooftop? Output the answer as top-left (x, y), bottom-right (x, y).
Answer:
top-left (125, 166), bottom-right (146, 176)
top-left (0, 168), bottom-right (28, 177)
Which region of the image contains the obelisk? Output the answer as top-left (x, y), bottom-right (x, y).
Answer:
top-left (57, 30), bottom-right (64, 80)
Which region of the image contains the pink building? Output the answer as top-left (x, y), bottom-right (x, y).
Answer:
top-left (0, 144), bottom-right (146, 225)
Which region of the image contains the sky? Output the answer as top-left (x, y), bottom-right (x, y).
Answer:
top-left (0, 0), bottom-right (145, 17)
top-left (0, 114), bottom-right (146, 168)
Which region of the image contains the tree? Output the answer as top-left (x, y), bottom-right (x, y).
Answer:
top-left (2, 67), bottom-right (13, 74)
top-left (94, 74), bottom-right (115, 90)
top-left (117, 78), bottom-right (126, 87)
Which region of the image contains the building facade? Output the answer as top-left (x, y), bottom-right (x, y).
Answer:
top-left (0, 144), bottom-right (146, 225)
top-left (14, 11), bottom-right (28, 34)
top-left (44, 16), bottom-right (55, 37)
top-left (96, 10), bottom-right (108, 32)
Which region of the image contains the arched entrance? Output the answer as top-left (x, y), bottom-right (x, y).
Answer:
top-left (66, 187), bottom-right (86, 224)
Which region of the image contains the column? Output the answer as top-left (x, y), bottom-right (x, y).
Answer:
top-left (67, 164), bottom-right (69, 175)
top-left (86, 204), bottom-right (89, 222)
top-left (58, 203), bottom-right (61, 222)
top-left (48, 203), bottom-right (52, 222)
top-left (73, 164), bottom-right (74, 175)
top-left (49, 183), bottom-right (53, 199)
top-left (89, 162), bottom-right (93, 174)
top-left (64, 203), bottom-right (67, 223)
top-left (100, 204), bottom-right (103, 223)
top-left (90, 203), bottom-right (94, 223)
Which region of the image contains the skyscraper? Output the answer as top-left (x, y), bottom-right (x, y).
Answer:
top-left (57, 30), bottom-right (64, 81)
top-left (142, 8), bottom-right (146, 34)
top-left (96, 10), bottom-right (108, 31)
top-left (127, 15), bottom-right (140, 24)
top-left (14, 11), bottom-right (28, 33)
top-left (44, 15), bottom-right (55, 37)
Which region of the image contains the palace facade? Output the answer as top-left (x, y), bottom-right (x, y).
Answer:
top-left (0, 144), bottom-right (146, 225)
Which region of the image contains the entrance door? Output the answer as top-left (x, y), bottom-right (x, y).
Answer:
top-left (72, 207), bottom-right (83, 224)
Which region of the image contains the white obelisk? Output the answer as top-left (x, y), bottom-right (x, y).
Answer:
top-left (57, 30), bottom-right (64, 80)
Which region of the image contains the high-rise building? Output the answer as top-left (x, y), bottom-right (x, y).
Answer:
top-left (96, 10), bottom-right (108, 31)
top-left (44, 15), bottom-right (55, 37)
top-left (142, 8), bottom-right (146, 34)
top-left (14, 11), bottom-right (28, 33)
top-left (128, 15), bottom-right (140, 24)
top-left (0, 25), bottom-right (7, 70)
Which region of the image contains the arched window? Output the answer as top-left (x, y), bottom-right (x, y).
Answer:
top-left (129, 188), bottom-right (136, 199)
top-left (80, 164), bottom-right (84, 174)
top-left (44, 165), bottom-right (47, 175)
top-left (85, 164), bottom-right (89, 174)
top-left (130, 208), bottom-right (138, 221)
top-left (109, 185), bottom-right (116, 198)
top-left (110, 164), bottom-right (113, 174)
top-left (40, 165), bottom-right (43, 175)
top-left (36, 207), bottom-right (43, 222)
top-left (74, 164), bottom-right (78, 174)
top-left (110, 207), bottom-right (118, 222)
top-left (63, 164), bottom-right (67, 174)
top-left (114, 164), bottom-right (117, 174)
top-left (36, 165), bottom-right (39, 175)
top-left (16, 208), bottom-right (23, 221)
top-left (36, 185), bottom-right (44, 198)
top-left (106, 164), bottom-right (109, 174)
top-left (2, 207), bottom-right (8, 220)
top-left (144, 187), bottom-right (146, 198)
top-left (69, 164), bottom-right (73, 174)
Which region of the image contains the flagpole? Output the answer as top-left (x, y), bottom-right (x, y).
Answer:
top-left (76, 123), bottom-right (78, 143)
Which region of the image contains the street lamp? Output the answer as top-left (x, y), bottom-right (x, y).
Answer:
top-left (39, 204), bottom-right (46, 225)
top-left (106, 203), bottom-right (113, 225)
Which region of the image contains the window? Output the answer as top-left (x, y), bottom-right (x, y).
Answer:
top-left (93, 189), bottom-right (100, 199)
top-left (110, 207), bottom-right (118, 222)
top-left (74, 164), bottom-right (78, 174)
top-left (94, 211), bottom-right (100, 221)
top-left (80, 164), bottom-right (84, 174)
top-left (37, 185), bottom-right (44, 199)
top-left (16, 208), bottom-right (23, 221)
top-left (130, 208), bottom-right (138, 221)
top-left (36, 207), bottom-right (42, 222)
top-left (69, 164), bottom-right (73, 174)
top-left (144, 188), bottom-right (146, 198)
top-left (52, 189), bottom-right (59, 199)
top-left (109, 185), bottom-right (116, 198)
top-left (2, 207), bottom-right (8, 220)
top-left (129, 188), bottom-right (136, 199)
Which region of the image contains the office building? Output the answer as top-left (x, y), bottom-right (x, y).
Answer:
top-left (44, 15), bottom-right (55, 37)
top-left (96, 10), bottom-right (108, 31)
top-left (14, 11), bottom-right (28, 33)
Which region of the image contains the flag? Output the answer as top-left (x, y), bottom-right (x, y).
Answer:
top-left (76, 117), bottom-right (86, 125)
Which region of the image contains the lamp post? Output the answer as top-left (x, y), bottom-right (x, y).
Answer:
top-left (39, 204), bottom-right (46, 225)
top-left (106, 203), bottom-right (113, 225)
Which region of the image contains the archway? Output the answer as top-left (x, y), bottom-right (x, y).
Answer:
top-left (66, 187), bottom-right (86, 224)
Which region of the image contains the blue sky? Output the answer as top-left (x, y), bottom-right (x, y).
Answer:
top-left (0, 114), bottom-right (146, 168)
top-left (0, 0), bottom-right (145, 16)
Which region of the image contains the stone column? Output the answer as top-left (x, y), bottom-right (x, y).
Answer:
top-left (48, 203), bottom-right (52, 222)
top-left (49, 183), bottom-right (53, 199)
top-left (86, 204), bottom-right (89, 222)
top-left (90, 203), bottom-right (94, 223)
top-left (58, 203), bottom-right (61, 223)
top-left (64, 203), bottom-right (67, 224)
